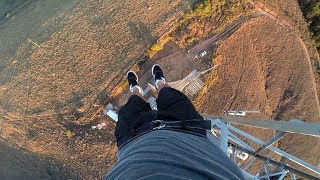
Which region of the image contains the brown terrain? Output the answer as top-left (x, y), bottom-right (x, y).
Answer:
top-left (196, 16), bottom-right (320, 172)
top-left (0, 0), bottom-right (198, 179)
top-left (195, 0), bottom-right (320, 175)
top-left (0, 0), bottom-right (320, 179)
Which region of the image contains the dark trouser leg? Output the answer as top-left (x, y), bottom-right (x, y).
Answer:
top-left (156, 87), bottom-right (205, 135)
top-left (115, 95), bottom-right (156, 148)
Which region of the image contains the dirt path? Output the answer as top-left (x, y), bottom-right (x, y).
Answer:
top-left (248, 1), bottom-right (320, 119)
top-left (112, 13), bottom-right (267, 106)
top-left (192, 1), bottom-right (320, 173)
top-left (185, 1), bottom-right (320, 120)
top-left (132, 7), bottom-right (320, 117)
top-left (145, 14), bottom-right (266, 84)
top-left (190, 13), bottom-right (263, 54)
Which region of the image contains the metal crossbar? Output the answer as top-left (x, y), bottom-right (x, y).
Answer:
top-left (230, 143), bottom-right (318, 179)
top-left (203, 114), bottom-right (320, 179)
top-left (229, 124), bottom-right (320, 176)
top-left (254, 131), bottom-right (286, 155)
top-left (202, 114), bottom-right (320, 137)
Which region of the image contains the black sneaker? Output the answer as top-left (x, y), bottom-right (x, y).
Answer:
top-left (152, 64), bottom-right (166, 89)
top-left (152, 64), bottom-right (165, 80)
top-left (127, 71), bottom-right (143, 94)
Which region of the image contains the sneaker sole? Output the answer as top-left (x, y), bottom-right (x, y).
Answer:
top-left (130, 85), bottom-right (144, 95)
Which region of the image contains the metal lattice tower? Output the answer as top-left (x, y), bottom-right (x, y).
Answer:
top-left (202, 113), bottom-right (320, 179)
top-left (169, 66), bottom-right (217, 97)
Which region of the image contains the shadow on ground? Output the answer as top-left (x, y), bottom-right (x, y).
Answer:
top-left (0, 140), bottom-right (80, 179)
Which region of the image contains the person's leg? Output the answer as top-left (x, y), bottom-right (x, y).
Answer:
top-left (152, 64), bottom-right (205, 135)
top-left (115, 71), bottom-right (156, 148)
top-left (156, 85), bottom-right (203, 121)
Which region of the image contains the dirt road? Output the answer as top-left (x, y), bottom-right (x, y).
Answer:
top-left (196, 14), bottom-right (320, 176)
top-left (124, 4), bottom-right (320, 124)
top-left (248, 0), bottom-right (320, 119)
top-left (134, 13), bottom-right (265, 90)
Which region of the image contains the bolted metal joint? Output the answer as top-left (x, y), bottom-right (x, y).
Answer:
top-left (152, 120), bottom-right (166, 130)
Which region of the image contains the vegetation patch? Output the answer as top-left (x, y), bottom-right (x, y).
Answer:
top-left (147, 35), bottom-right (172, 58)
top-left (110, 79), bottom-right (129, 98)
top-left (146, 0), bottom-right (254, 58)
top-left (194, 70), bottom-right (218, 109)
top-left (299, 0), bottom-right (320, 51)
top-left (66, 130), bottom-right (74, 138)
top-left (169, 0), bottom-right (253, 47)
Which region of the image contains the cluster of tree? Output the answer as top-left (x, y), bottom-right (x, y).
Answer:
top-left (299, 0), bottom-right (320, 51)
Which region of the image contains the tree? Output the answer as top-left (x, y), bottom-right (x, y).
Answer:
top-left (299, 0), bottom-right (320, 51)
top-left (306, 2), bottom-right (320, 19)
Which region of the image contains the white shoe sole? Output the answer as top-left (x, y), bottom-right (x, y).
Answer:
top-left (151, 64), bottom-right (167, 89)
top-left (127, 71), bottom-right (143, 95)
top-left (130, 85), bottom-right (144, 95)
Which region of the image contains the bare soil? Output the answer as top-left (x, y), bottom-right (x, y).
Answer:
top-left (0, 140), bottom-right (80, 179)
top-left (0, 0), bottom-right (198, 179)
